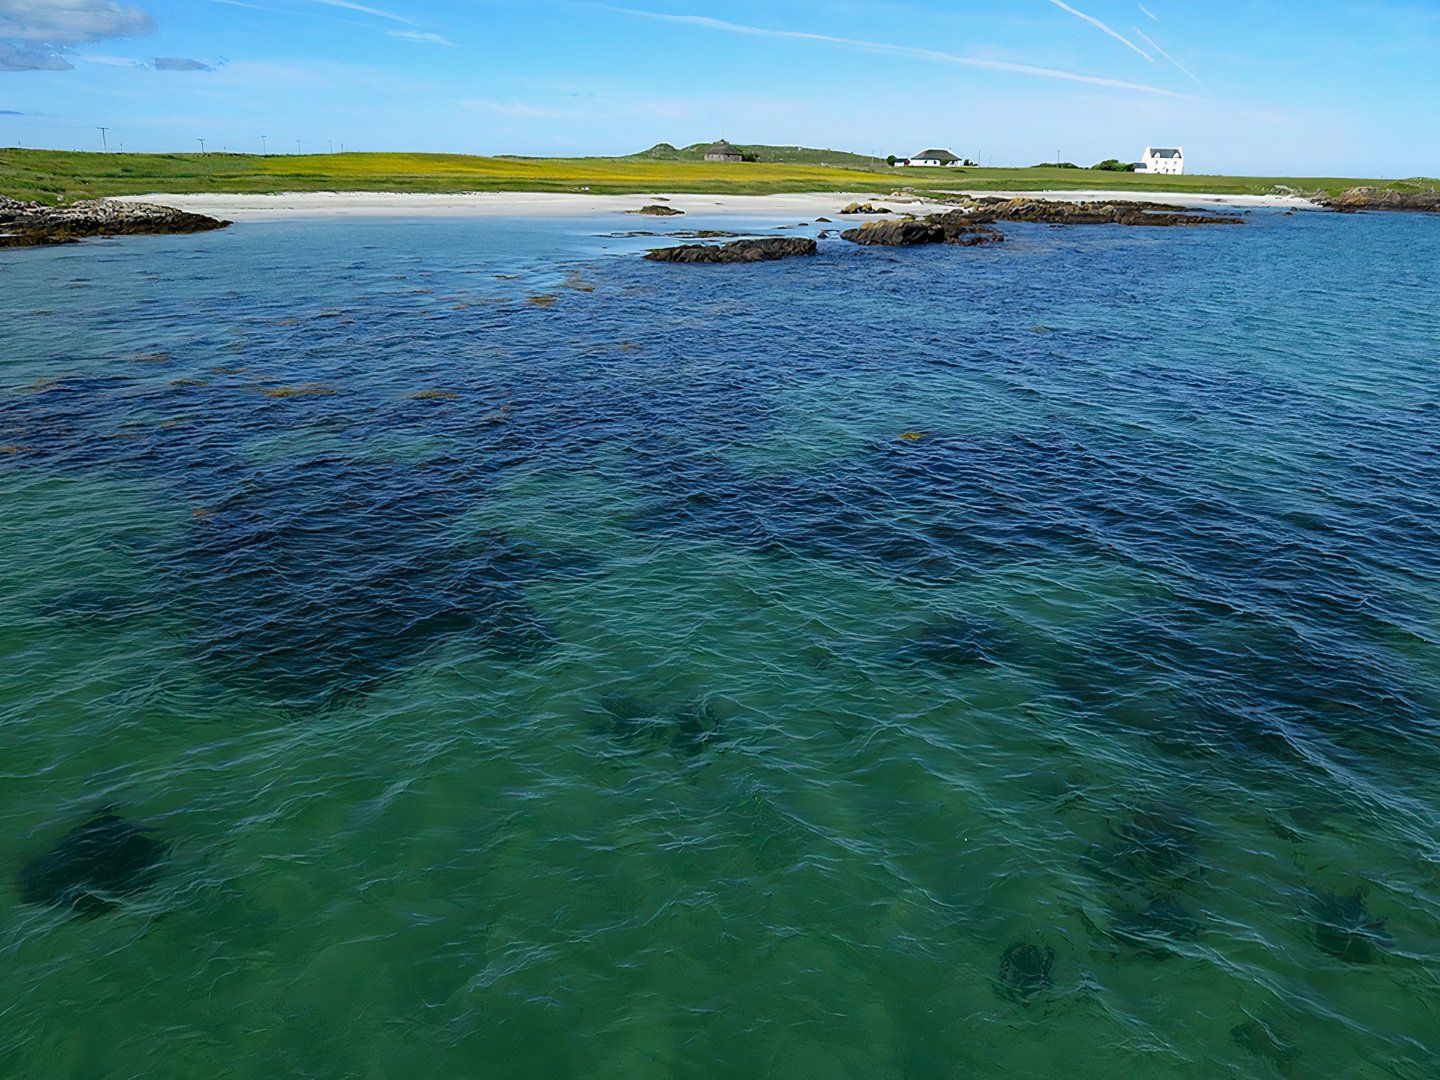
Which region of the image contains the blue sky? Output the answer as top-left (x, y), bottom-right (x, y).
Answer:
top-left (1, 0), bottom-right (1437, 176)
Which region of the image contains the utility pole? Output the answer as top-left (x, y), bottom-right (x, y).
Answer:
top-left (198, 138), bottom-right (206, 154)
top-left (295, 140), bottom-right (301, 155)
top-left (328, 139), bottom-right (334, 155)
top-left (98, 126), bottom-right (109, 152)
top-left (261, 134), bottom-right (268, 155)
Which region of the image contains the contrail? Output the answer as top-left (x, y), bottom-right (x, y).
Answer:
top-left (1044, 0), bottom-right (1153, 62)
top-left (604, 8), bottom-right (1194, 98)
top-left (1139, 3), bottom-right (1159, 19)
top-left (1134, 27), bottom-right (1206, 91)
top-left (305, 0), bottom-right (416, 26)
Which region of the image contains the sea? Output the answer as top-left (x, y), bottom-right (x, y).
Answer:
top-left (1, 207), bottom-right (1437, 1078)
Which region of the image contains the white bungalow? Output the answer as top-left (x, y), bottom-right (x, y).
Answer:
top-left (1136, 147), bottom-right (1184, 175)
top-left (898, 149), bottom-right (963, 168)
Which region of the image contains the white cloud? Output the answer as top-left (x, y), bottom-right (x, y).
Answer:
top-left (605, 8), bottom-right (1194, 100)
top-left (389, 29), bottom-right (454, 45)
top-left (1043, 0), bottom-right (1153, 62)
top-left (0, 0), bottom-right (153, 43)
top-left (74, 51), bottom-right (140, 64)
top-left (1138, 3), bottom-right (1158, 20)
top-left (0, 38), bottom-right (71, 68)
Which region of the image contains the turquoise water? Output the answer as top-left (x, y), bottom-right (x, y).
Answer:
top-left (2, 210), bottom-right (1437, 1077)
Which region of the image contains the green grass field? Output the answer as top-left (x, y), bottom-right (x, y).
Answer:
top-left (1, 147), bottom-right (1430, 204)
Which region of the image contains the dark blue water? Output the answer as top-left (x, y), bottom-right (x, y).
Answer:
top-left (2, 209), bottom-right (1438, 1077)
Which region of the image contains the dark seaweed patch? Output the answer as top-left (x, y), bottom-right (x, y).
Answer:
top-left (1307, 887), bottom-right (1390, 963)
top-left (170, 457), bottom-right (574, 709)
top-left (1230, 1018), bottom-right (1298, 1073)
top-left (592, 693), bottom-right (727, 757)
top-left (1108, 895), bottom-right (1201, 958)
top-left (890, 615), bottom-right (1008, 670)
top-left (18, 812), bottom-right (168, 916)
top-left (995, 941), bottom-right (1055, 1003)
top-left (1084, 807), bottom-right (1205, 892)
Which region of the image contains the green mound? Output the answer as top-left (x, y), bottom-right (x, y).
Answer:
top-left (633, 143), bottom-right (888, 171)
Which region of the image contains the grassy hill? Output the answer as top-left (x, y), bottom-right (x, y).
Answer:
top-left (0, 147), bottom-right (1423, 204)
top-left (633, 143), bottom-right (889, 170)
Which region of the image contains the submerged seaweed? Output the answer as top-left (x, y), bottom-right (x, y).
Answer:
top-left (1230, 1018), bottom-right (1298, 1073)
top-left (1307, 887), bottom-right (1390, 963)
top-left (996, 941), bottom-right (1055, 1003)
top-left (889, 615), bottom-right (1008, 670)
top-left (170, 457), bottom-right (579, 709)
top-left (1085, 807), bottom-right (1206, 892)
top-left (1108, 895), bottom-right (1202, 958)
top-left (593, 693), bottom-right (727, 757)
top-left (18, 812), bottom-right (168, 916)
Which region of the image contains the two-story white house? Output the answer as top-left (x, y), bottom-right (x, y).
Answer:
top-left (1136, 147), bottom-right (1184, 175)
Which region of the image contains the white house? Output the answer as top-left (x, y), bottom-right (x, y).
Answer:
top-left (898, 149), bottom-right (963, 168)
top-left (1136, 147), bottom-right (1184, 175)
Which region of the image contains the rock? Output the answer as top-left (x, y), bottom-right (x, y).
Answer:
top-left (839, 200), bottom-right (1240, 249)
top-left (262, 382), bottom-right (337, 398)
top-left (947, 197), bottom-right (1242, 227)
top-left (645, 237), bottom-right (818, 264)
top-left (841, 214), bottom-right (1004, 248)
top-left (1318, 186), bottom-right (1440, 214)
top-left (630, 204), bottom-right (685, 216)
top-left (840, 202), bottom-right (892, 215)
top-left (0, 197), bottom-right (230, 248)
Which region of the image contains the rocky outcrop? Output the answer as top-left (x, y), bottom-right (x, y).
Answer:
top-left (1318, 187), bottom-right (1440, 214)
top-left (645, 237), bottom-right (818, 264)
top-left (842, 215), bottom-right (1004, 247)
top-left (630, 204), bottom-right (685, 216)
top-left (951, 197), bottom-right (1242, 227)
top-left (840, 203), bottom-right (893, 215)
top-left (838, 200), bottom-right (1242, 249)
top-left (0, 198), bottom-right (231, 248)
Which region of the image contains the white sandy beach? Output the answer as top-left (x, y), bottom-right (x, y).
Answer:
top-left (113, 189), bottom-right (1320, 221)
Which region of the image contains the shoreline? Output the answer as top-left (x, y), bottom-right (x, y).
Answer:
top-left (111, 189), bottom-right (1321, 222)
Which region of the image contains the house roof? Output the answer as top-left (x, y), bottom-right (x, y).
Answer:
top-left (913, 149), bottom-right (960, 162)
top-left (1147, 147), bottom-right (1182, 158)
top-left (705, 140), bottom-right (741, 155)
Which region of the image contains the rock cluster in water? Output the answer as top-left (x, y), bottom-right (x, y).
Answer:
top-left (645, 237), bottom-right (817, 264)
top-left (944, 196), bottom-right (1243, 228)
top-left (629, 204), bottom-right (685, 216)
top-left (1318, 186), bottom-right (1440, 214)
top-left (841, 214), bottom-right (1005, 247)
top-left (647, 196), bottom-right (1245, 263)
top-left (0, 198), bottom-right (230, 248)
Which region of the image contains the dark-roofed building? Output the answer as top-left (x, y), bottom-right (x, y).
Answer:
top-left (1136, 146), bottom-right (1184, 175)
top-left (899, 149), bottom-right (962, 168)
top-left (704, 140), bottom-right (744, 163)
